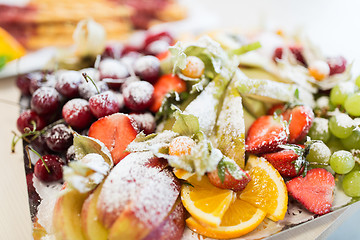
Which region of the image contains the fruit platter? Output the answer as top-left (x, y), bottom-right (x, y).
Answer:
top-left (10, 20), bottom-right (360, 240)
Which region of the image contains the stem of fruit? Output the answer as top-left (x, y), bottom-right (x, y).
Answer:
top-left (82, 72), bottom-right (100, 94)
top-left (26, 146), bottom-right (50, 173)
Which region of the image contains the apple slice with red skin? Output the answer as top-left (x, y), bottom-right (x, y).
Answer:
top-left (53, 186), bottom-right (88, 240)
top-left (96, 151), bottom-right (181, 239)
top-left (81, 183), bottom-right (108, 240)
top-left (143, 198), bottom-right (186, 240)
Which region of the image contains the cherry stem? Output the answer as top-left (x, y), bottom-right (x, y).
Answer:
top-left (82, 72), bottom-right (100, 94)
top-left (26, 146), bottom-right (50, 173)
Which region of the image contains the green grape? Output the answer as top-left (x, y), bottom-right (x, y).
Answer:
top-left (330, 82), bottom-right (355, 106)
top-left (327, 135), bottom-right (345, 153)
top-left (306, 142), bottom-right (331, 165)
top-left (356, 75), bottom-right (360, 88)
top-left (308, 118), bottom-right (331, 142)
top-left (353, 162), bottom-right (360, 171)
top-left (342, 170), bottom-right (360, 197)
top-left (329, 113), bottom-right (354, 139)
top-left (340, 129), bottom-right (360, 150)
top-left (344, 93), bottom-right (360, 117)
top-left (329, 150), bottom-right (355, 174)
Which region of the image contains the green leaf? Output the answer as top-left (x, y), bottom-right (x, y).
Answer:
top-left (126, 130), bottom-right (179, 153)
top-left (172, 106), bottom-right (200, 136)
top-left (217, 159), bottom-right (226, 183)
top-left (73, 133), bottom-right (113, 167)
top-left (155, 91), bottom-right (189, 123)
top-left (223, 157), bottom-right (248, 180)
top-left (169, 42), bottom-right (187, 73)
top-left (232, 42), bottom-right (261, 55)
top-left (294, 88), bottom-right (300, 100)
top-left (0, 56), bottom-right (6, 70)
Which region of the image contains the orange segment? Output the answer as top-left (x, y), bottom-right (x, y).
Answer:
top-left (240, 155), bottom-right (288, 221)
top-left (173, 168), bottom-right (194, 180)
top-left (181, 175), bottom-right (234, 227)
top-left (0, 27), bottom-right (26, 62)
top-left (186, 199), bottom-right (266, 239)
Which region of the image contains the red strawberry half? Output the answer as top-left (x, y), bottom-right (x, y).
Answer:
top-left (88, 113), bottom-right (139, 165)
top-left (262, 147), bottom-right (304, 178)
top-left (246, 115), bottom-right (288, 154)
top-left (150, 74), bottom-right (186, 113)
top-left (286, 168), bottom-right (335, 215)
top-left (208, 167), bottom-right (251, 192)
top-left (288, 105), bottom-right (314, 143)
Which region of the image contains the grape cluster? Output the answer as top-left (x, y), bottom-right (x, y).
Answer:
top-left (306, 75), bottom-right (360, 197)
top-left (15, 30), bottom-right (174, 183)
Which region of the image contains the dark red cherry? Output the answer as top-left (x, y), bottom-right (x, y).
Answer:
top-left (16, 110), bottom-right (47, 133)
top-left (129, 112), bottom-right (156, 134)
top-left (55, 71), bottom-right (83, 99)
top-left (16, 74), bottom-right (31, 96)
top-left (45, 124), bottom-right (73, 152)
top-left (78, 80), bottom-right (109, 100)
top-left (89, 91), bottom-right (121, 118)
top-left (31, 87), bottom-right (61, 115)
top-left (34, 155), bottom-right (64, 182)
top-left (123, 81), bottom-right (154, 111)
top-left (62, 98), bottom-right (94, 129)
top-left (134, 55), bottom-right (160, 83)
top-left (102, 42), bottom-right (124, 59)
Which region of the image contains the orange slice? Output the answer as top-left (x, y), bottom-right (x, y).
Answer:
top-left (181, 175), bottom-right (234, 227)
top-left (173, 168), bottom-right (194, 180)
top-left (240, 155), bottom-right (288, 221)
top-left (186, 199), bottom-right (266, 239)
top-left (0, 27), bottom-right (26, 62)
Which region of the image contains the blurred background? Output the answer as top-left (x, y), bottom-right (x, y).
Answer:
top-left (0, 0), bottom-right (359, 239)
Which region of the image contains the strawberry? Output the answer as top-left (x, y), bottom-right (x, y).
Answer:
top-left (288, 105), bottom-right (314, 143)
top-left (246, 115), bottom-right (288, 154)
top-left (150, 74), bottom-right (186, 113)
top-left (88, 113), bottom-right (139, 165)
top-left (267, 103), bottom-right (291, 120)
top-left (286, 168), bottom-right (335, 215)
top-left (208, 168), bottom-right (251, 192)
top-left (262, 148), bottom-right (304, 178)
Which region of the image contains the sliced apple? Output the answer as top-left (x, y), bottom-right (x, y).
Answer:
top-left (53, 188), bottom-right (88, 240)
top-left (143, 199), bottom-right (186, 240)
top-left (215, 80), bottom-right (246, 168)
top-left (234, 69), bottom-right (315, 107)
top-left (81, 183), bottom-right (108, 240)
top-left (96, 151), bottom-right (181, 239)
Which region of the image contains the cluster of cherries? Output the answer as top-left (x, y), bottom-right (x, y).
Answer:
top-left (16, 30), bottom-right (174, 191)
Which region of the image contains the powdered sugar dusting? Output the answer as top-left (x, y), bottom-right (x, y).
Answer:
top-left (184, 81), bottom-right (218, 135)
top-left (63, 98), bottom-right (90, 121)
top-left (123, 81), bottom-right (154, 103)
top-left (33, 176), bottom-right (62, 234)
top-left (312, 117), bottom-right (329, 134)
top-left (334, 112), bottom-right (355, 128)
top-left (97, 151), bottom-right (179, 228)
top-left (99, 59), bottom-right (129, 79)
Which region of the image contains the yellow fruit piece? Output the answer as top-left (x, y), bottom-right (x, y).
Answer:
top-left (181, 175), bottom-right (234, 227)
top-left (173, 168), bottom-right (194, 180)
top-left (240, 155), bottom-right (288, 221)
top-left (0, 27), bottom-right (26, 62)
top-left (186, 199), bottom-right (266, 239)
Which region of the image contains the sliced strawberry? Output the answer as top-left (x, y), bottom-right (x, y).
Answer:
top-left (286, 168), bottom-right (335, 215)
top-left (88, 113), bottom-right (139, 165)
top-left (207, 167), bottom-right (251, 192)
top-left (267, 103), bottom-right (291, 121)
top-left (150, 74), bottom-right (186, 113)
top-left (262, 147), bottom-right (304, 178)
top-left (288, 105), bottom-right (314, 143)
top-left (246, 115), bottom-right (288, 154)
